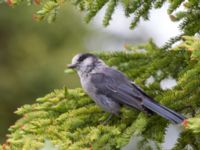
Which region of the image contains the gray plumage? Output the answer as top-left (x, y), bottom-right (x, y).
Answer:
top-left (68, 53), bottom-right (185, 124)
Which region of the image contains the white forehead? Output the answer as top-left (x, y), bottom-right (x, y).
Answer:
top-left (71, 54), bottom-right (82, 64)
top-left (71, 54), bottom-right (95, 65)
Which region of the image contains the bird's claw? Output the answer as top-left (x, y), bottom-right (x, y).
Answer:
top-left (99, 114), bottom-right (113, 125)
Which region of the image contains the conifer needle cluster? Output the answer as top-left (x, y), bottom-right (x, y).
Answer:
top-left (5, 0), bottom-right (200, 40)
top-left (1, 37), bottom-right (200, 149)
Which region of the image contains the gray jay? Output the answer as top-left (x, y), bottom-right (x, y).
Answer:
top-left (68, 53), bottom-right (185, 124)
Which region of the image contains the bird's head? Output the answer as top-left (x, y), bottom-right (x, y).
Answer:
top-left (68, 53), bottom-right (103, 74)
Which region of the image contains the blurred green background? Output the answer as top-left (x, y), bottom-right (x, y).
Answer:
top-left (0, 3), bottom-right (91, 143)
top-left (0, 1), bottom-right (149, 143)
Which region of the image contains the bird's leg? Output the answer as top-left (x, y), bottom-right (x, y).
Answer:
top-left (102, 114), bottom-right (113, 125)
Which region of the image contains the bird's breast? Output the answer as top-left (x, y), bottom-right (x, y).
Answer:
top-left (80, 76), bottom-right (96, 97)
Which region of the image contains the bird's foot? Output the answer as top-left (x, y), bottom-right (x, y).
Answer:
top-left (102, 114), bottom-right (113, 125)
top-left (98, 114), bottom-right (113, 125)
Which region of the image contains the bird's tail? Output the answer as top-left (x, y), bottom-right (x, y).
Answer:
top-left (143, 98), bottom-right (185, 124)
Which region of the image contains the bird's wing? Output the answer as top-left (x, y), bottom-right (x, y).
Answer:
top-left (130, 81), bottom-right (154, 100)
top-left (90, 70), bottom-right (145, 110)
top-left (89, 68), bottom-right (185, 123)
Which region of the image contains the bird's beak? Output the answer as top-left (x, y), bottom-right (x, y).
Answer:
top-left (67, 63), bottom-right (77, 69)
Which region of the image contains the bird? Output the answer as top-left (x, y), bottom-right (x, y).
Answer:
top-left (68, 53), bottom-right (186, 124)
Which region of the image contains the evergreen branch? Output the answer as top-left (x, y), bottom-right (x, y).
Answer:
top-left (3, 37), bottom-right (200, 149)
top-left (2, 0), bottom-right (200, 44)
top-left (162, 35), bottom-right (182, 50)
top-left (154, 0), bottom-right (166, 8)
top-left (103, 0), bottom-right (118, 26)
top-left (167, 0), bottom-right (184, 14)
top-left (84, 0), bottom-right (108, 23)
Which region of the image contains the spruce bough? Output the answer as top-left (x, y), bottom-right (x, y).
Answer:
top-left (1, 37), bottom-right (200, 150)
top-left (1, 0), bottom-right (200, 149)
top-left (4, 0), bottom-right (200, 46)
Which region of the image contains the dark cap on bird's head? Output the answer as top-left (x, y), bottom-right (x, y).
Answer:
top-left (67, 53), bottom-right (98, 69)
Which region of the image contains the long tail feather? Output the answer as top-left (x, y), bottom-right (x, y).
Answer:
top-left (143, 98), bottom-right (185, 124)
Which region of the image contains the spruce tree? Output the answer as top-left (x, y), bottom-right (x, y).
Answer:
top-left (1, 0), bottom-right (200, 150)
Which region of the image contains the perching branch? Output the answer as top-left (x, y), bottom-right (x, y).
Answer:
top-left (2, 37), bottom-right (200, 150)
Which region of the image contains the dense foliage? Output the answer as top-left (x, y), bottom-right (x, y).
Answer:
top-left (0, 3), bottom-right (88, 143)
top-left (1, 37), bottom-right (200, 149)
top-left (1, 0), bottom-right (200, 149)
top-left (5, 0), bottom-right (200, 46)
